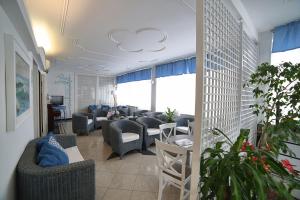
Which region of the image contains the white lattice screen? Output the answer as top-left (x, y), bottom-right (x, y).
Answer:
top-left (201, 0), bottom-right (258, 150)
top-left (241, 31), bottom-right (259, 144)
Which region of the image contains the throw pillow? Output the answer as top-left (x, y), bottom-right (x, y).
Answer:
top-left (37, 134), bottom-right (69, 167)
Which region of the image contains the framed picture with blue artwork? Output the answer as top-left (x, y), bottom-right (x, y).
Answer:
top-left (5, 34), bottom-right (33, 131)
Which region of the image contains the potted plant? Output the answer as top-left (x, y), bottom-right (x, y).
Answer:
top-left (164, 107), bottom-right (177, 123)
top-left (245, 62), bottom-right (300, 155)
top-left (200, 128), bottom-right (300, 200)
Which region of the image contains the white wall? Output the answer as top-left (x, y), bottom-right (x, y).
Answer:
top-left (47, 69), bottom-right (75, 118)
top-left (0, 4), bottom-right (36, 200)
top-left (47, 66), bottom-right (115, 115)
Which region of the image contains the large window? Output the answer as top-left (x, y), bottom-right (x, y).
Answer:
top-left (271, 48), bottom-right (300, 65)
top-left (116, 80), bottom-right (151, 110)
top-left (156, 74), bottom-right (196, 115)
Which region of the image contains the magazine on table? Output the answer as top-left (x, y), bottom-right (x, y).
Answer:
top-left (175, 138), bottom-right (193, 148)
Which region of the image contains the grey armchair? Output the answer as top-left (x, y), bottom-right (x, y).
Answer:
top-left (72, 113), bottom-right (94, 135)
top-left (136, 117), bottom-right (165, 147)
top-left (100, 119), bottom-right (114, 145)
top-left (109, 120), bottom-right (143, 159)
top-left (175, 115), bottom-right (195, 134)
top-left (17, 134), bottom-right (95, 200)
top-left (133, 109), bottom-right (149, 117)
top-left (93, 109), bottom-right (108, 129)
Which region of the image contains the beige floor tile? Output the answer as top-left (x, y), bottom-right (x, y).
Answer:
top-left (96, 160), bottom-right (123, 172)
top-left (95, 187), bottom-right (107, 200)
top-left (141, 156), bottom-right (157, 165)
top-left (109, 174), bottom-right (137, 190)
top-left (138, 163), bottom-right (159, 176)
top-left (133, 175), bottom-right (159, 192)
top-left (130, 191), bottom-right (157, 200)
top-left (160, 184), bottom-right (181, 200)
top-left (122, 152), bottom-right (144, 164)
top-left (102, 189), bottom-right (132, 200)
top-left (118, 162), bottom-right (140, 174)
top-left (95, 171), bottom-right (115, 188)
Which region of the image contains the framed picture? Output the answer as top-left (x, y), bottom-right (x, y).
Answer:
top-left (5, 34), bottom-right (33, 131)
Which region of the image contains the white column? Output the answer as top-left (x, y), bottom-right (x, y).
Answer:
top-left (190, 0), bottom-right (204, 199)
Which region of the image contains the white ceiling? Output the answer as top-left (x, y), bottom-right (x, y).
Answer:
top-left (24, 0), bottom-right (196, 75)
top-left (24, 0), bottom-right (300, 76)
top-left (241, 0), bottom-right (300, 33)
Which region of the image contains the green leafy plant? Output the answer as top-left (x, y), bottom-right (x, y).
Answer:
top-left (245, 62), bottom-right (300, 155)
top-left (164, 107), bottom-right (176, 123)
top-left (200, 128), bottom-right (300, 200)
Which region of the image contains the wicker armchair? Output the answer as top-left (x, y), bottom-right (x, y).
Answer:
top-left (17, 135), bottom-right (95, 200)
top-left (117, 106), bottom-right (129, 117)
top-left (175, 115), bottom-right (195, 134)
top-left (72, 113), bottom-right (94, 135)
top-left (133, 109), bottom-right (149, 117)
top-left (109, 120), bottom-right (143, 159)
top-left (100, 119), bottom-right (114, 145)
top-left (136, 117), bottom-right (165, 147)
top-left (93, 109), bottom-right (108, 129)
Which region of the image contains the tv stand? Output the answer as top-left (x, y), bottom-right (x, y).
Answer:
top-left (47, 104), bottom-right (66, 134)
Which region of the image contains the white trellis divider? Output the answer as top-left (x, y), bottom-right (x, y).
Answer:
top-left (190, 0), bottom-right (259, 199)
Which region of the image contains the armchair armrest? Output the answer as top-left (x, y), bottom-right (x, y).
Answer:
top-left (84, 113), bottom-right (94, 119)
top-left (55, 134), bottom-right (77, 148)
top-left (110, 125), bottom-right (123, 146)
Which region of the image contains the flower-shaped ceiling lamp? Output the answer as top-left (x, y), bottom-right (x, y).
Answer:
top-left (108, 28), bottom-right (168, 53)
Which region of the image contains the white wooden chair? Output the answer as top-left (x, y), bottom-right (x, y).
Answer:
top-left (159, 123), bottom-right (177, 142)
top-left (187, 120), bottom-right (194, 136)
top-left (155, 139), bottom-right (191, 200)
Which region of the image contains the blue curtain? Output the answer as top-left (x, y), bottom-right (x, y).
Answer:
top-left (117, 68), bottom-right (151, 84)
top-left (156, 57), bottom-right (196, 78)
top-left (272, 20), bottom-right (300, 53)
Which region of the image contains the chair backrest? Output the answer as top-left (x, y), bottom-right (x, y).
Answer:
top-left (155, 139), bottom-right (188, 181)
top-left (188, 121), bottom-right (195, 136)
top-left (159, 123), bottom-right (176, 142)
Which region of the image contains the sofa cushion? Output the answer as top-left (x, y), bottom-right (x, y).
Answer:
top-left (147, 128), bottom-right (161, 136)
top-left (88, 119), bottom-right (93, 125)
top-left (122, 132), bottom-right (140, 143)
top-left (37, 135), bottom-right (69, 167)
top-left (176, 126), bottom-right (189, 134)
top-left (96, 117), bottom-right (107, 122)
top-left (64, 146), bottom-right (84, 163)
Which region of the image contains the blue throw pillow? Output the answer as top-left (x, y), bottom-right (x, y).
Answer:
top-left (37, 134), bottom-right (69, 167)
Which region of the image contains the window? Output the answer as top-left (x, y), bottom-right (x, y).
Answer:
top-left (116, 80), bottom-right (151, 110)
top-left (156, 74), bottom-right (196, 115)
top-left (271, 48), bottom-right (300, 65)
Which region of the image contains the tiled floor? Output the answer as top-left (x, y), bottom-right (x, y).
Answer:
top-left (64, 122), bottom-right (180, 200)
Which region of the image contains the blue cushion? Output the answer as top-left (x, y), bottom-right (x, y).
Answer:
top-left (88, 105), bottom-right (98, 113)
top-left (101, 105), bottom-right (110, 112)
top-left (37, 134), bottom-right (69, 167)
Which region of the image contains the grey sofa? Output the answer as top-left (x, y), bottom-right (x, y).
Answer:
top-left (100, 119), bottom-right (114, 145)
top-left (109, 120), bottom-right (143, 158)
top-left (136, 117), bottom-right (165, 147)
top-left (17, 134), bottom-right (95, 200)
top-left (72, 113), bottom-right (94, 135)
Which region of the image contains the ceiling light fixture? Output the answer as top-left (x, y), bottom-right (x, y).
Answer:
top-left (32, 23), bottom-right (52, 54)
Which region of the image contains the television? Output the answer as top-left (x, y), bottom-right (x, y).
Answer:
top-left (50, 96), bottom-right (64, 105)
